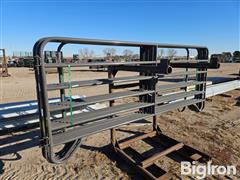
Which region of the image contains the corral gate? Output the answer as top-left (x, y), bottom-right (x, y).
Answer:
top-left (33, 37), bottom-right (219, 179)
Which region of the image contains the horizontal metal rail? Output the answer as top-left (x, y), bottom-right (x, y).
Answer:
top-left (157, 81), bottom-right (206, 91)
top-left (170, 61), bottom-right (220, 69)
top-left (109, 65), bottom-right (172, 74)
top-left (155, 99), bottom-right (204, 114)
top-left (52, 113), bottom-right (153, 146)
top-left (33, 36), bottom-right (208, 51)
top-left (49, 90), bottom-right (155, 112)
top-left (112, 83), bottom-right (140, 89)
top-left (159, 70), bottom-right (207, 78)
top-left (46, 75), bottom-right (154, 91)
top-left (44, 61), bottom-right (157, 68)
top-left (51, 102), bottom-right (154, 131)
top-left (156, 90), bottom-right (204, 104)
top-left (170, 60), bottom-right (209, 63)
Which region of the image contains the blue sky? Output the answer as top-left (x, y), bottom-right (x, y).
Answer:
top-left (0, 0), bottom-right (239, 56)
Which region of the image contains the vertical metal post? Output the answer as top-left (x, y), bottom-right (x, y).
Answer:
top-left (57, 52), bottom-right (65, 118)
top-left (109, 70), bottom-right (116, 146)
top-left (185, 48), bottom-right (189, 81)
top-left (178, 48), bottom-right (190, 112)
top-left (195, 48), bottom-right (208, 111)
top-left (140, 46), bottom-right (157, 130)
top-left (57, 44), bottom-right (66, 118)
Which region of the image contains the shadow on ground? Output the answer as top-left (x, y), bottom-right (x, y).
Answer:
top-left (0, 128), bottom-right (145, 179)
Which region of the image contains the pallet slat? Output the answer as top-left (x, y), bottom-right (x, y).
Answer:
top-left (118, 131), bottom-right (157, 149)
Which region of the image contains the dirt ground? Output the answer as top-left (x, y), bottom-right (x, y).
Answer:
top-left (0, 63), bottom-right (239, 179)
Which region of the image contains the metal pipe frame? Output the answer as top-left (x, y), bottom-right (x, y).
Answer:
top-left (33, 37), bottom-right (217, 168)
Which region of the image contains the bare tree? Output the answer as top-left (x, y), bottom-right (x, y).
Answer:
top-left (103, 48), bottom-right (116, 62)
top-left (167, 49), bottom-right (177, 60)
top-left (79, 48), bottom-right (94, 61)
top-left (158, 49), bottom-right (165, 59)
top-left (123, 49), bottom-right (133, 61)
top-left (103, 48), bottom-right (116, 57)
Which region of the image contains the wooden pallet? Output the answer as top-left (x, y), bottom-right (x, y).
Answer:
top-left (113, 128), bottom-right (211, 180)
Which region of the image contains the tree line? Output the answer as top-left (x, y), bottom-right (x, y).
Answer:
top-left (78, 48), bottom-right (177, 61)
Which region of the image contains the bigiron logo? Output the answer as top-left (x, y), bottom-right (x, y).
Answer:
top-left (181, 161), bottom-right (237, 179)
